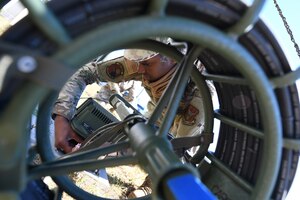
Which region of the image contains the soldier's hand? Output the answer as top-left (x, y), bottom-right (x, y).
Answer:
top-left (54, 115), bottom-right (84, 153)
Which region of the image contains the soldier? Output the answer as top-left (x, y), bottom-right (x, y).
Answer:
top-left (53, 41), bottom-right (205, 154)
top-left (52, 39), bottom-right (208, 197)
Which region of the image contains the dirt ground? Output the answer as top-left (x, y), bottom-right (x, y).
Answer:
top-left (45, 165), bottom-right (148, 199)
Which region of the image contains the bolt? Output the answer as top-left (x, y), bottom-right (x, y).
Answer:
top-left (17, 56), bottom-right (37, 73)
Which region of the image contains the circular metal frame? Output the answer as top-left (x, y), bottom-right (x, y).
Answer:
top-left (0, 0), bottom-right (299, 199)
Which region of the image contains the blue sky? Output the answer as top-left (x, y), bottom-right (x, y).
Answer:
top-left (256, 1), bottom-right (300, 199)
top-left (259, 0), bottom-right (300, 70)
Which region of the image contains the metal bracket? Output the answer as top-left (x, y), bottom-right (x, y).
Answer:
top-left (171, 133), bottom-right (214, 157)
top-left (0, 42), bottom-right (75, 92)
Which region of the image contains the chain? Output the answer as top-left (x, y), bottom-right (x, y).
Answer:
top-left (273, 0), bottom-right (300, 59)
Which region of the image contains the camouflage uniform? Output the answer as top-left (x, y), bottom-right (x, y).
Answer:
top-left (96, 81), bottom-right (135, 103)
top-left (53, 55), bottom-right (204, 137)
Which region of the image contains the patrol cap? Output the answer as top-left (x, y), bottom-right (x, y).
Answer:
top-left (124, 37), bottom-right (188, 62)
top-left (124, 49), bottom-right (158, 62)
top-left (124, 37), bottom-right (170, 62)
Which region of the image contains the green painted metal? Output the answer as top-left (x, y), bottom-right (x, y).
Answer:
top-left (227, 0), bottom-right (266, 36)
top-left (29, 155), bottom-right (138, 179)
top-left (33, 92), bottom-right (137, 178)
top-left (127, 122), bottom-right (200, 199)
top-left (215, 110), bottom-right (300, 150)
top-left (202, 153), bottom-right (252, 200)
top-left (0, 42), bottom-right (76, 91)
top-left (157, 47), bottom-right (203, 137)
top-left (45, 16), bottom-right (281, 199)
top-left (147, 0), bottom-right (168, 16)
top-left (214, 110), bottom-right (264, 139)
top-left (0, 82), bottom-right (48, 197)
top-left (120, 40), bottom-right (184, 127)
top-left (48, 141), bottom-right (130, 164)
top-left (1, 0), bottom-right (296, 198)
top-left (0, 193), bottom-right (18, 200)
top-left (0, 83), bottom-right (47, 167)
top-left (270, 67), bottom-right (300, 88)
top-left (283, 138), bottom-right (300, 150)
top-left (20, 0), bottom-right (71, 46)
top-left (35, 92), bottom-right (59, 162)
top-left (201, 165), bottom-right (251, 199)
top-left (190, 67), bottom-right (215, 163)
top-left (191, 69), bottom-right (215, 131)
top-left (149, 62), bottom-right (185, 131)
top-left (147, 68), bottom-right (182, 126)
top-left (203, 72), bottom-right (248, 85)
top-left (35, 92), bottom-right (108, 200)
top-left (206, 153), bottom-right (253, 193)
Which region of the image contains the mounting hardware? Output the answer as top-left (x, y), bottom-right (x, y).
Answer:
top-left (17, 56), bottom-right (37, 73)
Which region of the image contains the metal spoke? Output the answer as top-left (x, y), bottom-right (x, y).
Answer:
top-left (147, 0), bottom-right (168, 16)
top-left (2, 0), bottom-right (296, 196)
top-left (203, 71), bottom-right (248, 85)
top-left (215, 110), bottom-right (300, 151)
top-left (147, 62), bottom-right (181, 126)
top-left (283, 138), bottom-right (300, 150)
top-left (156, 46), bottom-right (204, 137)
top-left (214, 110), bottom-right (264, 139)
top-left (270, 67), bottom-right (300, 88)
top-left (45, 141), bottom-right (131, 165)
top-left (227, 0), bottom-right (266, 36)
top-left (20, 0), bottom-right (71, 46)
top-left (29, 155), bottom-right (138, 180)
top-left (0, 83), bottom-right (47, 167)
top-left (49, 15), bottom-right (282, 199)
top-left (206, 152), bottom-right (253, 193)
top-left (190, 67), bottom-right (215, 163)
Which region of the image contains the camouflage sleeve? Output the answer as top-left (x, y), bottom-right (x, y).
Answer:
top-left (96, 56), bottom-right (141, 82)
top-left (52, 56), bottom-right (141, 120)
top-left (173, 89), bottom-right (205, 137)
top-left (52, 62), bottom-right (100, 120)
top-left (152, 87), bottom-right (204, 138)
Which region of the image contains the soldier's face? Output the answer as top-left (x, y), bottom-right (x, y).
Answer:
top-left (137, 54), bottom-right (175, 82)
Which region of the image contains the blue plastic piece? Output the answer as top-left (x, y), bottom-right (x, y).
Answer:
top-left (166, 174), bottom-right (216, 200)
top-left (137, 104), bottom-right (144, 111)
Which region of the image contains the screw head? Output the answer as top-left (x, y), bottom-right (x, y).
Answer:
top-left (17, 56), bottom-right (37, 73)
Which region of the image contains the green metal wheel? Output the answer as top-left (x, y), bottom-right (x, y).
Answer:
top-left (0, 0), bottom-right (299, 199)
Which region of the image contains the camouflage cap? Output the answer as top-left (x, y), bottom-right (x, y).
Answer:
top-left (123, 37), bottom-right (188, 62)
top-left (124, 49), bottom-right (158, 62)
top-left (124, 37), bottom-right (170, 62)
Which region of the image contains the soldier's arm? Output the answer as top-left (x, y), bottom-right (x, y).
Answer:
top-left (96, 56), bottom-right (141, 82)
top-left (52, 56), bottom-right (141, 120)
top-left (52, 61), bottom-right (100, 120)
